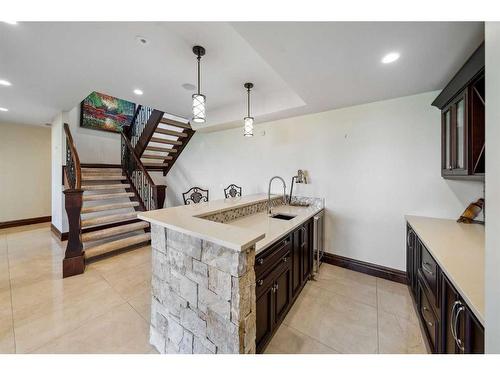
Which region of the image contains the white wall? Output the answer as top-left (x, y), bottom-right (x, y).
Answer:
top-left (485, 22), bottom-right (500, 354)
top-left (0, 122), bottom-right (51, 222)
top-left (164, 91), bottom-right (483, 271)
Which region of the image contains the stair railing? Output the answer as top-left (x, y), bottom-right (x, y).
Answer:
top-left (121, 131), bottom-right (166, 210)
top-left (128, 105), bottom-right (152, 148)
top-left (62, 123), bottom-right (85, 278)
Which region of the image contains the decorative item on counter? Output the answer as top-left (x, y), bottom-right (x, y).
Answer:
top-left (288, 169), bottom-right (310, 206)
top-left (457, 198), bottom-right (485, 224)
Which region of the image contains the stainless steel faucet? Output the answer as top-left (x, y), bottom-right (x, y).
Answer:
top-left (268, 176), bottom-right (287, 216)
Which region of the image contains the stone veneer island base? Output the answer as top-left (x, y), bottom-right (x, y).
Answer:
top-left (149, 224), bottom-right (256, 354)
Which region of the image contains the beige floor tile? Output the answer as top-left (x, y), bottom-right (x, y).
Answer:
top-left (33, 303), bottom-right (153, 354)
top-left (12, 271), bottom-right (125, 353)
top-left (128, 289), bottom-right (151, 323)
top-left (0, 289), bottom-right (15, 353)
top-left (284, 283), bottom-right (378, 353)
top-left (87, 245), bottom-right (151, 275)
top-left (98, 260), bottom-right (151, 301)
top-left (377, 278), bottom-right (418, 324)
top-left (312, 264), bottom-right (377, 307)
top-left (264, 323), bottom-right (338, 354)
top-left (378, 311), bottom-right (427, 354)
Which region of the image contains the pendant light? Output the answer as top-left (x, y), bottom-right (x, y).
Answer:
top-left (243, 82), bottom-right (254, 137)
top-left (192, 45), bottom-right (206, 123)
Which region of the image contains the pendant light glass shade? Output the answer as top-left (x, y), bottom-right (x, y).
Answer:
top-left (192, 46), bottom-right (206, 123)
top-left (192, 93), bottom-right (206, 123)
top-left (244, 116), bottom-right (254, 137)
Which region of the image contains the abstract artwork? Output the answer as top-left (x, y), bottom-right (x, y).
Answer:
top-left (80, 91), bottom-right (135, 133)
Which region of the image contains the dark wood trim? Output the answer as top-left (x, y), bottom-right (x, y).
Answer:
top-left (135, 110), bottom-right (164, 157)
top-left (0, 216), bottom-right (51, 229)
top-left (52, 219), bottom-right (144, 242)
top-left (432, 43), bottom-right (484, 109)
top-left (163, 127), bottom-right (196, 176)
top-left (322, 253), bottom-right (408, 284)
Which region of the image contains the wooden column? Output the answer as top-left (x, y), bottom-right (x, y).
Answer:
top-left (63, 188), bottom-right (85, 278)
top-left (153, 185), bottom-right (167, 209)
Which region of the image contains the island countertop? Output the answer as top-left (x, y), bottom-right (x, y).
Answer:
top-left (405, 215), bottom-right (484, 325)
top-left (138, 193), bottom-right (324, 252)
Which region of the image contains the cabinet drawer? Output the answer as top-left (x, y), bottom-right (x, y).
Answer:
top-left (419, 282), bottom-right (439, 352)
top-left (419, 244), bottom-right (438, 302)
top-left (255, 234), bottom-right (292, 278)
top-left (256, 251), bottom-right (290, 297)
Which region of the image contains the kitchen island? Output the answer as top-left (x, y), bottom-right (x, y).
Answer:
top-left (138, 194), bottom-right (324, 354)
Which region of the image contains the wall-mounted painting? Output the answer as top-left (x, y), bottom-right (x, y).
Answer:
top-left (80, 91), bottom-right (135, 133)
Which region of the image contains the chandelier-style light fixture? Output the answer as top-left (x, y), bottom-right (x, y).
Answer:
top-left (243, 82), bottom-right (254, 137)
top-left (192, 45), bottom-right (206, 123)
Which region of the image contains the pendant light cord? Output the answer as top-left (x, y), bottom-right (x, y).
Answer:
top-left (247, 87), bottom-right (251, 117)
top-left (197, 55), bottom-right (201, 95)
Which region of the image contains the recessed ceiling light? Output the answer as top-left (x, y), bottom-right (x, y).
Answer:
top-left (0, 107), bottom-right (8, 112)
top-left (182, 83), bottom-right (196, 91)
top-left (136, 36), bottom-right (149, 45)
top-left (382, 52), bottom-right (400, 64)
top-left (3, 21), bottom-right (17, 25)
top-left (133, 89), bottom-right (143, 95)
top-left (0, 79), bottom-right (12, 86)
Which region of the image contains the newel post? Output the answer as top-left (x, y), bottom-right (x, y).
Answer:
top-left (153, 185), bottom-right (167, 209)
top-left (63, 188), bottom-right (85, 278)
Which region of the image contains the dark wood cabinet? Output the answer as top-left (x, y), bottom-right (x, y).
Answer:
top-left (441, 274), bottom-right (484, 354)
top-left (432, 43), bottom-right (485, 180)
top-left (255, 218), bottom-right (314, 353)
top-left (407, 224), bottom-right (484, 354)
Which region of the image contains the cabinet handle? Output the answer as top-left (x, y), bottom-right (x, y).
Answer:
top-left (257, 279), bottom-right (263, 286)
top-left (454, 305), bottom-right (465, 352)
top-left (257, 258), bottom-right (264, 265)
top-left (275, 282), bottom-right (279, 292)
top-left (283, 256), bottom-right (288, 263)
top-left (427, 321), bottom-right (434, 328)
top-left (406, 230), bottom-right (414, 248)
top-left (422, 262), bottom-right (434, 276)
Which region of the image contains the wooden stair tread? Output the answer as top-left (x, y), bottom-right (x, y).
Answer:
top-left (141, 154), bottom-right (173, 160)
top-left (159, 118), bottom-right (192, 129)
top-left (81, 211), bottom-right (138, 228)
top-left (81, 201), bottom-right (139, 214)
top-left (82, 221), bottom-right (149, 243)
top-left (82, 184), bottom-right (130, 191)
top-left (83, 192), bottom-right (135, 201)
top-left (85, 233), bottom-right (150, 259)
top-left (82, 174), bottom-right (126, 181)
top-left (155, 128), bottom-right (188, 137)
top-left (146, 146), bottom-right (178, 153)
top-left (150, 137), bottom-right (182, 146)
top-left (82, 168), bottom-right (121, 173)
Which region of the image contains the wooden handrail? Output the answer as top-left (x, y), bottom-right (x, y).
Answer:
top-left (63, 123), bottom-right (82, 189)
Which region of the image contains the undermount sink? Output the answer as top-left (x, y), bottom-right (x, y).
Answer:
top-left (270, 213), bottom-right (296, 221)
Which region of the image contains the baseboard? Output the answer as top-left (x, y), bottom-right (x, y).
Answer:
top-left (322, 253), bottom-right (408, 284)
top-left (50, 223), bottom-right (68, 241)
top-left (0, 216), bottom-right (51, 230)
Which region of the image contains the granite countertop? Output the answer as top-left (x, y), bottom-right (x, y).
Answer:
top-left (405, 215), bottom-right (484, 325)
top-left (138, 193), bottom-right (323, 252)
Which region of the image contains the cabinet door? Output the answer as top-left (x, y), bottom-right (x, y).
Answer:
top-left (442, 275), bottom-right (462, 353)
top-left (454, 93), bottom-right (467, 173)
top-left (406, 226), bottom-right (419, 296)
top-left (465, 308), bottom-right (484, 354)
top-left (442, 109), bottom-right (452, 172)
top-left (256, 285), bottom-right (274, 352)
top-left (274, 266), bottom-right (292, 324)
top-left (301, 221), bottom-right (312, 282)
top-left (292, 229), bottom-right (302, 297)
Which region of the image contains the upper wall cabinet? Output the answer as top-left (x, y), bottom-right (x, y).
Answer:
top-left (432, 43), bottom-right (485, 180)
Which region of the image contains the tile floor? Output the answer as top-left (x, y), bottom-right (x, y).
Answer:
top-left (0, 223), bottom-right (427, 354)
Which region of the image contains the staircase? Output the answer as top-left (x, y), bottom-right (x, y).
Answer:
top-left (62, 105), bottom-right (194, 278)
top-left (127, 106), bottom-right (195, 175)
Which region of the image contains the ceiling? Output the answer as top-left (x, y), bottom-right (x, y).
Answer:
top-left (0, 22), bottom-right (484, 131)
